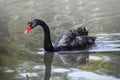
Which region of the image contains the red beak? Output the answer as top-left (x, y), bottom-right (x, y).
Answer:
top-left (24, 24), bottom-right (31, 34)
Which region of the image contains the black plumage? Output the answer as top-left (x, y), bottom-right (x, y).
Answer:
top-left (54, 27), bottom-right (96, 51)
top-left (25, 19), bottom-right (96, 52)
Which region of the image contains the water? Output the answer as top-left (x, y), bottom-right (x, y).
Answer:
top-left (0, 0), bottom-right (120, 80)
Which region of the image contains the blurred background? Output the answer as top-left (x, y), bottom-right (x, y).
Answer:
top-left (0, 0), bottom-right (120, 80)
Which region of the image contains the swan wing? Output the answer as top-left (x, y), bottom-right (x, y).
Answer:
top-left (54, 27), bottom-right (96, 51)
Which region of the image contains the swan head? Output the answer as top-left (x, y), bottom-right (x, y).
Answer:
top-left (24, 19), bottom-right (45, 34)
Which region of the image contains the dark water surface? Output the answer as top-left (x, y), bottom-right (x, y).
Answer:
top-left (0, 0), bottom-right (120, 80)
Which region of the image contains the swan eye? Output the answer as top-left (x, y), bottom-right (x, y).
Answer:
top-left (28, 23), bottom-right (34, 29)
top-left (27, 22), bottom-right (31, 26)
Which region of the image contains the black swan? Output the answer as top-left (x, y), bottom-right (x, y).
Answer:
top-left (24, 19), bottom-right (96, 52)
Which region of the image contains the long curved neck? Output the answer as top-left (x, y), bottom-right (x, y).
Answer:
top-left (38, 20), bottom-right (54, 52)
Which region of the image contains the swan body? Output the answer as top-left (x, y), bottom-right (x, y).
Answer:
top-left (54, 27), bottom-right (96, 51)
top-left (25, 19), bottom-right (96, 52)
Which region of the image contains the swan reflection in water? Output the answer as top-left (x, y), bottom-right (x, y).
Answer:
top-left (58, 52), bottom-right (89, 66)
top-left (44, 52), bottom-right (54, 80)
top-left (43, 51), bottom-right (89, 80)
